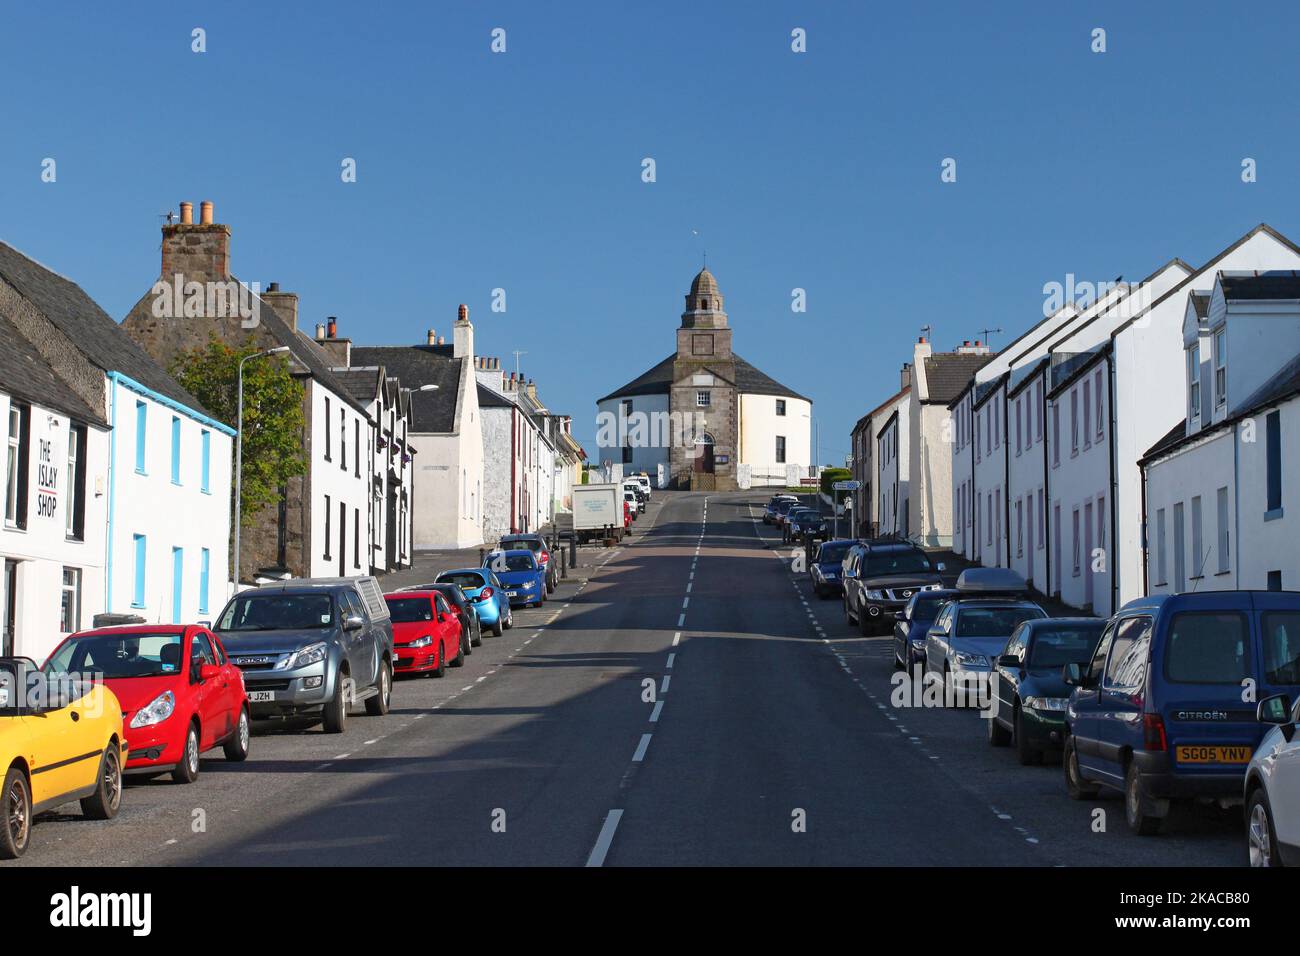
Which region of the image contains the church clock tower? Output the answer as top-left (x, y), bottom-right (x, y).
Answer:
top-left (670, 268), bottom-right (738, 490)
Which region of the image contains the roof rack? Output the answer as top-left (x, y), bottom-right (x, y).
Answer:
top-left (954, 567), bottom-right (1028, 595)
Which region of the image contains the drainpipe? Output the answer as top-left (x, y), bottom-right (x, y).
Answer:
top-left (1042, 376), bottom-right (1052, 597)
top-left (1003, 384), bottom-right (1010, 568)
top-left (105, 375), bottom-right (118, 613)
top-left (509, 408), bottom-right (517, 534)
top-left (1107, 349), bottom-right (1119, 613)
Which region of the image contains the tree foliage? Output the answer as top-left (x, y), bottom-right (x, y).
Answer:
top-left (172, 336), bottom-right (306, 526)
top-left (819, 467), bottom-right (852, 500)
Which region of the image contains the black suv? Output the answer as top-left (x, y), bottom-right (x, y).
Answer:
top-left (841, 540), bottom-right (946, 635)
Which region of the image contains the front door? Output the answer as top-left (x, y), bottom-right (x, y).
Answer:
top-left (1, 559), bottom-right (16, 656)
top-left (693, 435), bottom-right (715, 473)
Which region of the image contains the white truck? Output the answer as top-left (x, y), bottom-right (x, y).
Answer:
top-left (571, 482), bottom-right (625, 543)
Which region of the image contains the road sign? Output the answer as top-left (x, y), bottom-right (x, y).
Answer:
top-left (832, 480), bottom-right (861, 491)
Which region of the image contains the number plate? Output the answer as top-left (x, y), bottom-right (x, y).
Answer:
top-left (247, 691), bottom-right (275, 703)
top-left (507, 590), bottom-right (519, 597)
top-left (1176, 744), bottom-right (1252, 764)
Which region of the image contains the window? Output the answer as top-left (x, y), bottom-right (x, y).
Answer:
top-left (1269, 570), bottom-right (1283, 591)
top-left (1165, 611), bottom-right (1249, 684)
top-left (324, 397), bottom-right (332, 461)
top-left (4, 403), bottom-right (27, 527)
top-left (170, 416), bottom-right (181, 484)
top-left (1261, 611), bottom-right (1300, 684)
top-left (1053, 504), bottom-right (1062, 592)
top-left (132, 534), bottom-right (147, 608)
top-left (1036, 488), bottom-right (1045, 550)
top-left (1015, 398), bottom-right (1022, 456)
top-left (696, 390), bottom-right (711, 408)
top-left (60, 567), bottom-right (81, 632)
top-left (1016, 498), bottom-right (1023, 557)
top-left (198, 548), bottom-right (210, 615)
top-left (1173, 501), bottom-right (1186, 592)
top-left (1187, 347), bottom-right (1200, 421)
top-left (1190, 495), bottom-right (1203, 578)
top-left (323, 495), bottom-right (333, 559)
top-left (134, 401), bottom-right (147, 473)
top-left (1070, 389), bottom-right (1079, 456)
top-left (1051, 404), bottom-right (1060, 467)
top-left (1097, 494), bottom-right (1106, 555)
top-left (1035, 382), bottom-right (1043, 441)
top-left (985, 406), bottom-right (991, 455)
top-left (776, 399), bottom-right (786, 416)
top-left (1082, 379), bottom-right (1091, 449)
top-left (171, 547), bottom-right (184, 624)
top-left (354, 508), bottom-right (361, 568)
top-left (1072, 508), bottom-right (1080, 576)
top-left (340, 408), bottom-right (347, 471)
top-left (1104, 617), bottom-right (1151, 692)
top-left (986, 493), bottom-right (993, 546)
top-left (1094, 369), bottom-right (1104, 440)
top-left (354, 420), bottom-right (361, 477)
top-left (1086, 622), bottom-right (1115, 687)
top-left (200, 429), bottom-right (211, 494)
top-left (1266, 410), bottom-right (1282, 517)
top-left (66, 423), bottom-right (86, 538)
top-left (775, 436), bottom-right (786, 464)
top-left (1216, 486), bottom-right (1230, 573)
top-left (621, 445), bottom-right (632, 464)
top-left (1155, 508), bottom-right (1167, 585)
top-left (1213, 328), bottom-right (1226, 407)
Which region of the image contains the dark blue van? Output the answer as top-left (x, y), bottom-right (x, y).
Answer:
top-left (1062, 590), bottom-right (1300, 835)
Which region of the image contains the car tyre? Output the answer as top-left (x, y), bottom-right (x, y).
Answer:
top-left (224, 707), bottom-right (251, 762)
top-left (0, 767), bottom-right (31, 859)
top-left (503, 609), bottom-right (513, 630)
top-left (470, 621), bottom-right (483, 648)
top-left (857, 604), bottom-right (873, 636)
top-left (843, 597), bottom-right (854, 627)
top-left (987, 708), bottom-right (1012, 747)
top-left (1063, 735), bottom-right (1098, 800)
top-left (1014, 706), bottom-right (1042, 765)
top-left (172, 721), bottom-right (201, 784)
top-left (430, 643), bottom-right (447, 678)
top-left (365, 661), bottom-right (392, 716)
top-left (81, 743), bottom-right (122, 820)
top-left (491, 619), bottom-right (504, 637)
top-left (450, 632), bottom-right (468, 668)
top-left (321, 670), bottom-right (348, 734)
top-left (1125, 762), bottom-right (1165, 836)
top-left (1247, 788), bottom-right (1283, 867)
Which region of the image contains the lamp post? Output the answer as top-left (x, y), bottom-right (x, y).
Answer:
top-left (233, 346), bottom-right (291, 590)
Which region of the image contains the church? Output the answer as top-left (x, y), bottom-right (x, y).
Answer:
top-left (596, 268), bottom-right (811, 490)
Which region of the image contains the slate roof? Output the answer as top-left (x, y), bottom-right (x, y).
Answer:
top-left (921, 352), bottom-right (998, 404)
top-left (1189, 291), bottom-right (1211, 320)
top-left (477, 383), bottom-right (514, 408)
top-left (1220, 271), bottom-right (1300, 301)
top-left (351, 346), bottom-right (464, 432)
top-left (0, 239), bottom-right (213, 418)
top-left (597, 353), bottom-right (809, 404)
top-left (331, 367), bottom-right (384, 406)
top-left (0, 313), bottom-right (105, 426)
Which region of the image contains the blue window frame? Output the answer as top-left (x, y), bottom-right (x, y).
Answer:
top-left (132, 534), bottom-right (147, 607)
top-left (200, 430), bottom-right (211, 494)
top-left (170, 416), bottom-right (181, 484)
top-left (199, 547), bottom-right (210, 614)
top-left (134, 401), bottom-right (147, 473)
top-left (171, 547), bottom-right (183, 623)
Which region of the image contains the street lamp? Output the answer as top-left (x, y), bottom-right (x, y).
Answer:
top-left (233, 346), bottom-right (291, 589)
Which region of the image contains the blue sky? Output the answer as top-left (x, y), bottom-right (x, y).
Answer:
top-left (2, 1), bottom-right (1299, 462)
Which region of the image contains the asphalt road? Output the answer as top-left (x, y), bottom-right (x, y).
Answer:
top-left (11, 491), bottom-right (1246, 866)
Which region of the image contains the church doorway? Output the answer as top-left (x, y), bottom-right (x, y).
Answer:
top-left (693, 433), bottom-right (715, 474)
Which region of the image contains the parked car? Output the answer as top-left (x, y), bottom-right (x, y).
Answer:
top-left (435, 568), bottom-right (513, 636)
top-left (1245, 691), bottom-right (1300, 866)
top-left (810, 539), bottom-right (856, 598)
top-left (499, 533), bottom-right (558, 595)
top-left (782, 508), bottom-right (814, 543)
top-left (0, 657), bottom-right (125, 859)
top-left (1063, 590), bottom-right (1300, 835)
top-left (764, 494), bottom-right (799, 525)
top-left (485, 549), bottom-right (549, 608)
top-left (892, 588), bottom-right (958, 671)
top-left (623, 490), bottom-right (639, 520)
top-left (842, 540), bottom-right (946, 635)
top-left (773, 498), bottom-right (800, 529)
top-left (630, 473), bottom-right (652, 499)
top-left (384, 590), bottom-right (464, 677)
top-left (787, 509), bottom-right (827, 544)
top-left (988, 618), bottom-right (1106, 764)
top-left (44, 624), bottom-right (250, 784)
top-left (215, 576), bottom-right (394, 734)
top-left (924, 569), bottom-right (1045, 705)
top-left (622, 480), bottom-right (647, 509)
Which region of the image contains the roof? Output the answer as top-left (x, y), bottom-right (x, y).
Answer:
top-left (689, 268), bottom-right (720, 297)
top-left (476, 383), bottom-right (515, 408)
top-left (921, 351), bottom-right (998, 404)
top-left (597, 353), bottom-right (810, 404)
top-left (0, 312), bottom-right (105, 426)
top-left (0, 239), bottom-right (213, 419)
top-left (351, 346), bottom-right (464, 432)
top-left (1219, 270), bottom-right (1300, 301)
top-left (1189, 290), bottom-right (1211, 319)
top-left (331, 367), bottom-right (384, 406)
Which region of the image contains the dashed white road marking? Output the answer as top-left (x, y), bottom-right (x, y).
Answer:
top-left (677, 613), bottom-right (686, 627)
top-left (660, 675), bottom-right (671, 693)
top-left (649, 700), bottom-right (664, 722)
top-left (632, 733), bottom-right (653, 762)
top-left (585, 809), bottom-right (624, 868)
top-left (672, 631), bottom-right (681, 646)
top-left (666, 652), bottom-right (675, 669)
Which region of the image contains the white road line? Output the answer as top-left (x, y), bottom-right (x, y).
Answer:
top-left (632, 733), bottom-right (653, 762)
top-left (677, 613), bottom-right (686, 627)
top-left (364, 738), bottom-right (379, 746)
top-left (649, 700), bottom-right (664, 722)
top-left (333, 753), bottom-right (351, 760)
top-left (585, 809), bottom-right (624, 868)
top-left (681, 596), bottom-right (690, 609)
top-left (666, 652), bottom-right (675, 668)
top-left (685, 582), bottom-right (693, 593)
top-left (672, 631), bottom-right (681, 646)
top-left (475, 676), bottom-right (487, 682)
top-left (461, 685), bottom-right (473, 691)
top-left (660, 675), bottom-right (671, 693)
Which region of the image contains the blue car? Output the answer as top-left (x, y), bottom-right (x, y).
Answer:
top-left (892, 588), bottom-right (957, 671)
top-left (484, 549), bottom-right (548, 608)
top-left (436, 568), bottom-right (513, 637)
top-left (810, 539), bottom-right (855, 598)
top-left (1064, 589), bottom-right (1300, 835)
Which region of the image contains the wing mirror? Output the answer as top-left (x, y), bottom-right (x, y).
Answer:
top-left (198, 663), bottom-right (222, 683)
top-left (997, 654), bottom-right (1020, 669)
top-left (1062, 662), bottom-right (1086, 687)
top-left (936, 562), bottom-right (946, 572)
top-left (343, 614), bottom-right (365, 631)
top-left (1257, 694), bottom-right (1292, 725)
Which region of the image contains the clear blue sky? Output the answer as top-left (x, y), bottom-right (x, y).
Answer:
top-left (2, 1), bottom-right (1298, 463)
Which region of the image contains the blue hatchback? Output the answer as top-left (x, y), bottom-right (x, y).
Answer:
top-left (1064, 590), bottom-right (1300, 835)
top-left (810, 539), bottom-right (855, 598)
top-left (436, 568), bottom-right (513, 636)
top-left (484, 549), bottom-right (548, 608)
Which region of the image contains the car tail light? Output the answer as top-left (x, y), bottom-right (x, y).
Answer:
top-left (480, 587), bottom-right (494, 600)
top-left (1143, 713), bottom-right (1167, 752)
top-left (540, 551), bottom-right (549, 564)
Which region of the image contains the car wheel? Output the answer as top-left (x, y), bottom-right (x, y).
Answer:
top-left (172, 721), bottom-right (201, 784)
top-left (1247, 788), bottom-right (1282, 867)
top-left (430, 642), bottom-right (447, 678)
top-left (81, 743), bottom-right (122, 820)
top-left (892, 642), bottom-right (904, 671)
top-left (1125, 762), bottom-right (1165, 836)
top-left (470, 621), bottom-right (483, 648)
top-left (0, 767), bottom-right (31, 859)
top-left (1014, 706), bottom-right (1042, 765)
top-left (503, 610), bottom-right (513, 630)
top-left (491, 618), bottom-right (504, 637)
top-left (857, 605), bottom-right (873, 636)
top-left (844, 597), bottom-right (855, 627)
top-left (223, 707), bottom-right (251, 762)
top-left (546, 577), bottom-right (556, 595)
top-left (988, 707), bottom-right (1012, 747)
top-left (365, 661), bottom-right (392, 716)
top-left (1063, 735), bottom-right (1098, 799)
top-left (450, 632), bottom-right (467, 667)
top-left (321, 670), bottom-right (348, 734)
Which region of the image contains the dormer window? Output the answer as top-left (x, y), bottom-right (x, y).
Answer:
top-left (1213, 328), bottom-right (1226, 407)
top-left (1186, 346), bottom-right (1200, 420)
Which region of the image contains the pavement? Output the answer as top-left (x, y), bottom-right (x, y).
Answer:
top-left (10, 491), bottom-right (1243, 867)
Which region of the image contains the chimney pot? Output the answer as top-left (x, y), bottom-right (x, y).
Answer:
top-left (919, 336), bottom-right (926, 344)
top-left (326, 316), bottom-right (338, 339)
top-left (179, 202), bottom-right (193, 225)
top-left (963, 340), bottom-right (970, 346)
top-left (458, 304), bottom-right (469, 322)
top-left (974, 339), bottom-right (981, 346)
top-left (199, 201), bottom-right (214, 225)
top-left (437, 335), bottom-right (445, 346)
top-left (315, 323), bottom-right (326, 340)
top-left (426, 329), bottom-right (436, 346)
top-left (268, 281), bottom-right (280, 293)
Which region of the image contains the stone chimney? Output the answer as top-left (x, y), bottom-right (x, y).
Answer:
top-left (954, 339), bottom-right (991, 355)
top-left (453, 303), bottom-right (474, 359)
top-left (912, 336), bottom-right (933, 401)
top-left (262, 281), bottom-right (299, 331)
top-left (160, 198), bottom-right (230, 281)
top-left (316, 315), bottom-right (352, 368)
top-left (900, 362), bottom-right (912, 391)
top-left (426, 329), bottom-right (437, 346)
top-left (525, 379), bottom-right (538, 403)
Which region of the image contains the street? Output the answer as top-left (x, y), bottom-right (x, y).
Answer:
top-left (11, 491), bottom-right (1244, 867)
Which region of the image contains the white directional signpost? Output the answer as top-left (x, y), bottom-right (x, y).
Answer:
top-left (831, 479), bottom-right (861, 540)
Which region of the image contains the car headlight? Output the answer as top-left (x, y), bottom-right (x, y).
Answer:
top-left (954, 652), bottom-right (989, 668)
top-left (410, 636), bottom-right (433, 649)
top-left (130, 690), bottom-right (175, 728)
top-left (865, 589), bottom-right (884, 601)
top-left (910, 639), bottom-right (926, 650)
top-left (290, 642), bottom-right (329, 669)
top-left (925, 583), bottom-right (944, 591)
top-left (1026, 696), bottom-right (1068, 712)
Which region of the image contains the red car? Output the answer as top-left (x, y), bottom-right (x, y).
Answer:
top-left (43, 624), bottom-right (250, 784)
top-left (384, 590), bottom-right (463, 678)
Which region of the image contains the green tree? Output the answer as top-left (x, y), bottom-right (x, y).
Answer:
top-left (819, 467), bottom-right (852, 501)
top-left (172, 336), bottom-right (306, 527)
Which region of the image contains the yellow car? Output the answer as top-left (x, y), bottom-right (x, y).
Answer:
top-left (0, 657), bottom-right (126, 859)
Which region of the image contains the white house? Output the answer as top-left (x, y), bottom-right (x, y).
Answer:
top-left (1142, 270), bottom-right (1300, 594)
top-left (876, 396), bottom-right (910, 536)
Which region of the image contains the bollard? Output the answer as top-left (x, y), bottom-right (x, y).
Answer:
top-left (560, 546), bottom-right (568, 578)
top-left (570, 536), bottom-right (578, 569)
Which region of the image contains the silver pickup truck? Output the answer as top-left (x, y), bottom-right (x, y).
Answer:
top-left (213, 577), bottom-right (394, 734)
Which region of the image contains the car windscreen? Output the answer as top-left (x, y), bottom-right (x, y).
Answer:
top-left (865, 551), bottom-right (933, 576)
top-left (1028, 625), bottom-right (1105, 668)
top-left (385, 597), bottom-right (436, 623)
top-left (1165, 611), bottom-right (1250, 684)
top-left (502, 554), bottom-right (537, 571)
top-left (433, 586), bottom-right (467, 609)
top-left (45, 632), bottom-right (185, 678)
top-left (819, 543), bottom-right (852, 563)
top-left (1263, 611), bottom-right (1300, 685)
top-left (219, 594), bottom-right (335, 631)
top-left (911, 593), bottom-right (950, 620)
top-left (502, 539), bottom-right (542, 553)
top-left (955, 606), bottom-right (1044, 639)
top-left (437, 572), bottom-right (486, 590)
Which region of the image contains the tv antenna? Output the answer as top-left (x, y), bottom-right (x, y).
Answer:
top-left (159, 209), bottom-right (178, 225)
top-left (512, 350), bottom-right (527, 377)
top-left (920, 324), bottom-right (933, 341)
top-left (980, 327), bottom-right (1004, 347)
